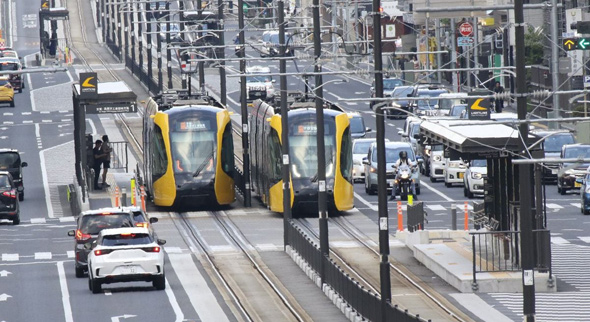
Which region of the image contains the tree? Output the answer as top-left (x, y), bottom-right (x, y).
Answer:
top-left (524, 26), bottom-right (545, 65)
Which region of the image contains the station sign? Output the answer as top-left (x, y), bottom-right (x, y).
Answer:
top-left (79, 72), bottom-right (98, 99)
top-left (467, 91), bottom-right (491, 120)
top-left (86, 102), bottom-right (137, 114)
top-left (41, 0), bottom-right (50, 10)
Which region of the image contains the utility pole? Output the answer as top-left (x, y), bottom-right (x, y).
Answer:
top-left (180, 0), bottom-right (187, 89)
top-left (373, 0), bottom-right (391, 318)
top-left (197, 0), bottom-right (205, 92)
top-left (146, 2), bottom-right (153, 94)
top-left (451, 18), bottom-right (459, 92)
top-left (130, 2), bottom-right (136, 75)
top-left (123, 3), bottom-right (129, 65)
top-left (166, 1), bottom-right (173, 89)
top-left (278, 0), bottom-right (292, 249)
top-left (436, 19), bottom-right (442, 82)
top-left (117, 8), bottom-right (122, 60)
top-left (550, 0), bottom-right (560, 128)
top-left (138, 2), bottom-right (144, 85)
top-left (156, 2), bottom-right (163, 92)
top-left (238, 0), bottom-right (251, 207)
top-left (313, 0), bottom-right (329, 285)
top-left (515, 0), bottom-right (536, 318)
top-left (218, 0), bottom-right (227, 105)
top-left (101, 0), bottom-right (106, 43)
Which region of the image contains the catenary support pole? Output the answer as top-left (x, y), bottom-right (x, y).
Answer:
top-left (550, 0), bottom-right (560, 128)
top-left (515, 0), bottom-right (536, 318)
top-left (130, 3), bottom-right (136, 74)
top-left (372, 0), bottom-right (392, 320)
top-left (218, 0), bottom-right (227, 106)
top-left (313, 0), bottom-right (329, 285)
top-left (156, 2), bottom-right (163, 92)
top-left (146, 2), bottom-right (153, 94)
top-left (180, 0), bottom-right (186, 89)
top-left (166, 1), bottom-right (173, 89)
top-left (278, 0), bottom-right (291, 249)
top-left (197, 0), bottom-right (205, 92)
top-left (238, 0), bottom-right (251, 207)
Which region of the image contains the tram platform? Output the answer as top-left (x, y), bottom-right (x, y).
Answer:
top-left (396, 230), bottom-right (556, 293)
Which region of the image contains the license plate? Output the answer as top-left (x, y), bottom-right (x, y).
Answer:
top-left (119, 265), bottom-right (137, 274)
top-left (575, 181), bottom-right (582, 188)
top-left (458, 172), bottom-right (464, 179)
top-left (551, 169), bottom-right (558, 175)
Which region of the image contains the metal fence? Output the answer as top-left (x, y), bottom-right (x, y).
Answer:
top-left (470, 229), bottom-right (552, 286)
top-left (287, 221), bottom-right (429, 322)
top-left (109, 141), bottom-right (129, 172)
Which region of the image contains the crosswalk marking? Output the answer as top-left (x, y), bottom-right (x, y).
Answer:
top-left (67, 251), bottom-right (74, 258)
top-left (30, 218), bottom-right (46, 224)
top-left (578, 237), bottom-right (590, 243)
top-left (164, 247), bottom-right (182, 254)
top-left (571, 203), bottom-right (581, 208)
top-left (546, 203), bottom-right (563, 209)
top-left (59, 217), bottom-right (75, 222)
top-left (426, 204), bottom-right (446, 211)
top-left (34, 252), bottom-right (52, 260)
top-left (551, 236), bottom-right (570, 244)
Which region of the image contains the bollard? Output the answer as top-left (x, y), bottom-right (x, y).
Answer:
top-left (130, 178), bottom-right (136, 206)
top-left (408, 194), bottom-right (413, 206)
top-left (114, 187), bottom-right (120, 207)
top-left (451, 203), bottom-right (457, 230)
top-left (464, 201), bottom-right (469, 231)
top-left (140, 186), bottom-right (146, 211)
top-left (121, 188), bottom-right (128, 207)
top-left (397, 201), bottom-right (403, 231)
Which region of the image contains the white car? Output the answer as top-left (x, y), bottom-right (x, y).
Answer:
top-left (352, 138), bottom-right (387, 183)
top-left (245, 66), bottom-right (275, 103)
top-left (463, 159), bottom-right (487, 198)
top-left (428, 146), bottom-right (445, 182)
top-left (443, 158), bottom-right (466, 187)
top-left (87, 227), bottom-right (166, 294)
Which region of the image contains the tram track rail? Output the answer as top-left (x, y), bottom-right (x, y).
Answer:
top-left (294, 217), bottom-right (472, 322)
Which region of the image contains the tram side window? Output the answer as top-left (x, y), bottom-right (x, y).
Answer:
top-left (151, 125), bottom-right (168, 178)
top-left (269, 129), bottom-right (282, 183)
top-left (221, 123), bottom-right (234, 175)
top-left (340, 127), bottom-right (353, 181)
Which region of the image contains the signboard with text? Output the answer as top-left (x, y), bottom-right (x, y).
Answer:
top-left (79, 72), bottom-right (98, 100)
top-left (86, 102), bottom-right (137, 114)
top-left (467, 91), bottom-right (491, 120)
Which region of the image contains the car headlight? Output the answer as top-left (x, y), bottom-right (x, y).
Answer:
top-left (449, 161), bottom-right (461, 168)
top-left (471, 172), bottom-right (482, 179)
top-left (425, 149), bottom-right (431, 156)
top-left (401, 173), bottom-right (409, 180)
top-left (370, 166), bottom-right (377, 173)
top-left (433, 155), bottom-right (441, 162)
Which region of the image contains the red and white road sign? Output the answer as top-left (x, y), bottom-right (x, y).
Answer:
top-left (459, 22), bottom-right (473, 37)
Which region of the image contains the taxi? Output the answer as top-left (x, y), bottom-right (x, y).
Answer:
top-left (0, 76), bottom-right (14, 107)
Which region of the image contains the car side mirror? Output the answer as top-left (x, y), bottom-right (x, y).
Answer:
top-left (157, 239), bottom-right (167, 245)
top-left (149, 217), bottom-right (158, 224)
top-left (67, 230), bottom-right (75, 237)
top-left (413, 134), bottom-right (420, 139)
top-left (401, 133), bottom-right (408, 138)
top-left (21, 162), bottom-right (27, 167)
top-left (362, 157), bottom-right (369, 165)
top-left (397, 130), bottom-right (403, 136)
top-left (272, 80), bottom-right (276, 83)
top-left (365, 127), bottom-right (372, 133)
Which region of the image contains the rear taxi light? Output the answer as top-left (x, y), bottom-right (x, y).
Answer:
top-left (94, 249), bottom-right (113, 256)
top-left (135, 222), bottom-right (149, 228)
top-left (75, 229), bottom-right (91, 241)
top-left (1, 190), bottom-right (16, 198)
top-left (143, 246), bottom-right (160, 253)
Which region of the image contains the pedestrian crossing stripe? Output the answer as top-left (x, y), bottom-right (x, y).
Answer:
top-left (551, 236), bottom-right (570, 244)
top-left (546, 203), bottom-right (563, 209)
top-left (578, 237), bottom-right (590, 243)
top-left (2, 254), bottom-right (18, 261)
top-left (571, 203), bottom-right (581, 208)
top-left (426, 204), bottom-right (446, 211)
top-left (34, 252), bottom-right (52, 260)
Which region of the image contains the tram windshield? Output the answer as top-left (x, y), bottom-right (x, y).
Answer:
top-left (289, 118), bottom-right (337, 179)
top-left (169, 118), bottom-right (217, 175)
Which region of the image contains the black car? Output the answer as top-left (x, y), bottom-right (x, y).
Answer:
top-left (0, 149), bottom-right (27, 201)
top-left (67, 208), bottom-right (136, 277)
top-left (557, 144), bottom-right (590, 195)
top-left (387, 85), bottom-right (415, 118)
top-left (0, 171), bottom-right (19, 225)
top-left (531, 130), bottom-right (576, 182)
top-left (369, 78), bottom-right (404, 108)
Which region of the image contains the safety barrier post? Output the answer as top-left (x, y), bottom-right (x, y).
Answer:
top-left (130, 178), bottom-right (136, 206)
top-left (121, 188), bottom-right (127, 207)
top-left (464, 201), bottom-right (469, 231)
top-left (140, 186), bottom-right (146, 212)
top-left (114, 186), bottom-right (120, 207)
top-left (397, 201), bottom-right (403, 231)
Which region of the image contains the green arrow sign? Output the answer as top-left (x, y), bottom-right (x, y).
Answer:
top-left (580, 38), bottom-right (590, 49)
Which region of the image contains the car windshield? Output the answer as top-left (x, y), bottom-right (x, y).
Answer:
top-left (101, 233), bottom-right (153, 246)
top-left (416, 99), bottom-right (436, 110)
top-left (0, 153), bottom-right (20, 169)
top-left (0, 79), bottom-right (9, 86)
top-left (392, 87), bottom-right (413, 98)
top-left (439, 97), bottom-right (465, 110)
top-left (0, 175), bottom-right (11, 188)
top-left (409, 123), bottom-right (420, 137)
top-left (349, 116), bottom-right (365, 135)
top-left (543, 134), bottom-right (575, 153)
top-left (246, 75), bottom-right (271, 83)
top-left (80, 214), bottom-right (134, 235)
top-left (471, 159), bottom-right (487, 167)
top-left (353, 140), bottom-right (374, 154)
top-left (383, 79), bottom-right (403, 90)
top-left (564, 146), bottom-right (590, 159)
top-left (372, 146), bottom-right (415, 163)
top-left (450, 105), bottom-right (466, 117)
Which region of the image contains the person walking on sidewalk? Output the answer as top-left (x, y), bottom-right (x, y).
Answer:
top-left (100, 135), bottom-right (113, 187)
top-left (92, 140), bottom-right (104, 190)
top-left (494, 82), bottom-right (504, 113)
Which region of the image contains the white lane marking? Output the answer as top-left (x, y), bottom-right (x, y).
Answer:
top-left (551, 237), bottom-right (570, 244)
top-left (40, 140), bottom-right (74, 218)
top-left (164, 247), bottom-right (182, 254)
top-left (59, 217), bottom-right (75, 222)
top-left (354, 192), bottom-right (378, 211)
top-left (449, 293), bottom-right (513, 322)
top-left (67, 251), bottom-right (74, 258)
top-left (3, 112), bottom-right (13, 116)
top-left (420, 181), bottom-right (454, 202)
top-left (22, 112), bottom-right (31, 115)
top-left (168, 253), bottom-right (229, 322)
top-left (578, 237), bottom-right (590, 243)
top-left (57, 261), bottom-right (74, 322)
top-left (545, 203), bottom-right (563, 209)
top-left (23, 120), bottom-right (33, 124)
top-left (164, 278), bottom-right (185, 322)
top-left (2, 254), bottom-right (19, 261)
top-left (40, 111), bottom-right (50, 114)
top-left (571, 203), bottom-right (581, 208)
top-left (35, 252), bottom-right (52, 260)
top-left (31, 218), bottom-right (46, 224)
top-left (426, 204), bottom-right (446, 211)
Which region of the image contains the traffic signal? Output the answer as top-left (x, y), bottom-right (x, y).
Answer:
top-left (563, 38), bottom-right (590, 51)
top-left (571, 21), bottom-right (590, 34)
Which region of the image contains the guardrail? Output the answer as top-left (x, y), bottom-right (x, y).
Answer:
top-left (470, 229), bottom-right (552, 287)
top-left (287, 220), bottom-right (429, 322)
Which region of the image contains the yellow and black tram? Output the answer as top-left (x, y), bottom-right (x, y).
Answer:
top-left (249, 99), bottom-right (354, 214)
top-left (143, 92), bottom-right (235, 207)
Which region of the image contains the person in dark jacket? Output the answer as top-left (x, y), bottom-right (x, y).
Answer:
top-left (92, 140), bottom-right (104, 190)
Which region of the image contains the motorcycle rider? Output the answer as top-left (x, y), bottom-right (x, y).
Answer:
top-left (389, 151), bottom-right (415, 200)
